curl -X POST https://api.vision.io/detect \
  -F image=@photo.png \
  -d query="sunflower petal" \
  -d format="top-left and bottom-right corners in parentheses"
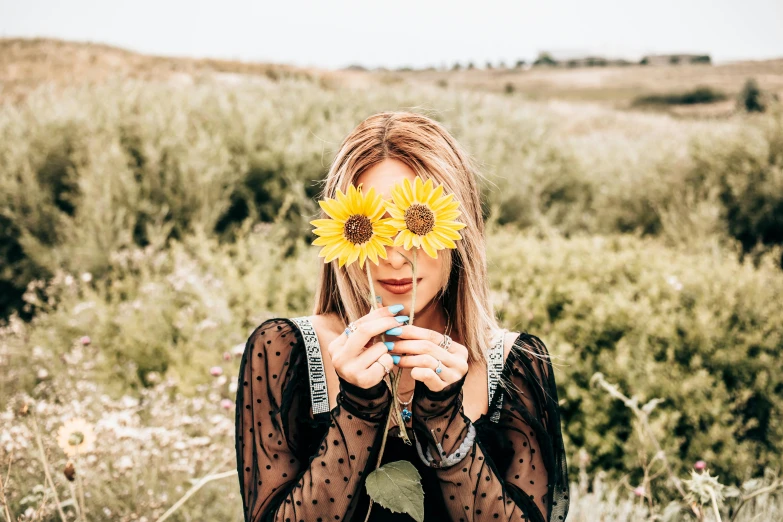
top-left (403, 231), bottom-right (414, 250)
top-left (438, 210), bottom-right (462, 221)
top-left (346, 245), bottom-right (361, 266)
top-left (310, 218), bottom-right (343, 230)
top-left (431, 229), bottom-right (457, 248)
top-left (426, 232), bottom-right (447, 250)
top-left (413, 177), bottom-right (424, 202)
top-left (422, 178), bottom-right (434, 196)
top-left (421, 237), bottom-right (439, 259)
top-left (426, 184), bottom-right (445, 206)
top-left (441, 221), bottom-right (467, 231)
top-left (313, 235), bottom-right (338, 246)
top-left (402, 178), bottom-right (414, 204)
top-left (318, 199), bottom-right (349, 221)
top-left (436, 226), bottom-right (464, 241)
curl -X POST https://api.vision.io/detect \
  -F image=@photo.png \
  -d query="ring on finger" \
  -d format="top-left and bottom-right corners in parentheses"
top-left (435, 358), bottom-right (443, 375)
top-left (374, 358), bottom-right (390, 374)
top-left (438, 333), bottom-right (452, 352)
top-left (345, 322), bottom-right (359, 337)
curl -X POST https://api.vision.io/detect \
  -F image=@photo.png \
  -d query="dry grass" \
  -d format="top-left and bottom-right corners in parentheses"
top-left (0, 37), bottom-right (321, 104)
top-left (2, 37), bottom-right (782, 115)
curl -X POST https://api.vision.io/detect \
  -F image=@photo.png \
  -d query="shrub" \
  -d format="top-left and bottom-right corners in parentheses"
top-left (738, 77), bottom-right (766, 113)
top-left (632, 86), bottom-right (728, 107)
top-left (488, 229), bottom-right (783, 487)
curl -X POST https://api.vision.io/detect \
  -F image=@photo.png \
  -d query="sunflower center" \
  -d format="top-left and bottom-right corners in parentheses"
top-left (404, 204), bottom-right (435, 236)
top-left (343, 214), bottom-right (374, 245)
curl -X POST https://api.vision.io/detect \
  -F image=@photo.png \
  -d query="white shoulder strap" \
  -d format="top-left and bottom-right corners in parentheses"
top-left (290, 316), bottom-right (330, 417)
top-left (487, 331), bottom-right (506, 423)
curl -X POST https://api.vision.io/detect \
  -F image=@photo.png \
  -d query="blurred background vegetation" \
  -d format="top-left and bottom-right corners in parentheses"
top-left (1, 37), bottom-right (782, 520)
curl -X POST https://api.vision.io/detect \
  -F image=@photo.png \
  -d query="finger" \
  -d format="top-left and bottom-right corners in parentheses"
top-left (384, 326), bottom-right (468, 357)
top-left (341, 316), bottom-right (409, 358)
top-left (388, 340), bottom-right (467, 371)
top-left (336, 303), bottom-right (406, 339)
top-left (368, 353), bottom-right (394, 382)
top-left (397, 354), bottom-right (462, 383)
top-left (410, 367), bottom-right (446, 392)
top-left (356, 342), bottom-right (393, 369)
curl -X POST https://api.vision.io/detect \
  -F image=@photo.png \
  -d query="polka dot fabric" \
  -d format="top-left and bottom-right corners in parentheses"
top-left (235, 318), bottom-right (570, 522)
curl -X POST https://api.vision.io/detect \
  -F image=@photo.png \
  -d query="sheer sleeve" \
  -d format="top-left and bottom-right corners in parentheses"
top-left (235, 318), bottom-right (392, 522)
top-left (411, 333), bottom-right (570, 522)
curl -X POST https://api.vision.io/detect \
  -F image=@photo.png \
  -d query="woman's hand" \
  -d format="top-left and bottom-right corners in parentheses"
top-left (387, 324), bottom-right (469, 392)
top-left (327, 305), bottom-right (406, 389)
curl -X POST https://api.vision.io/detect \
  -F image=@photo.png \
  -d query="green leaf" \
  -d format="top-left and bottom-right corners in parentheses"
top-left (365, 460), bottom-right (424, 522)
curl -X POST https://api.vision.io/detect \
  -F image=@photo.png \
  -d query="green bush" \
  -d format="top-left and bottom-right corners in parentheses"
top-left (632, 86), bottom-right (728, 107)
top-left (2, 78), bottom-right (782, 324)
top-left (686, 106), bottom-right (783, 266)
top-left (487, 229), bottom-right (783, 487)
top-left (739, 78), bottom-right (766, 113)
top-left (6, 227), bottom-right (781, 490)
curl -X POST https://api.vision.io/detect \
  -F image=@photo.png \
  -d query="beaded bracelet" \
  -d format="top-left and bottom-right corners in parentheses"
top-left (414, 423), bottom-right (477, 469)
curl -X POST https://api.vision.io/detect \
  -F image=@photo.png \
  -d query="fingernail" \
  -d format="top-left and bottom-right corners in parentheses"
top-left (384, 341), bottom-right (394, 351)
top-left (385, 327), bottom-right (402, 335)
top-left (376, 295), bottom-right (382, 303)
top-left (389, 304), bottom-right (404, 314)
top-left (392, 355), bottom-right (401, 365)
top-left (394, 315), bottom-right (409, 323)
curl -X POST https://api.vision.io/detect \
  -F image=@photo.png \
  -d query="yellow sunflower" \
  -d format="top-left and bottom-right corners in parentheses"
top-left (384, 176), bottom-right (467, 259)
top-left (56, 417), bottom-right (96, 457)
top-left (310, 183), bottom-right (398, 269)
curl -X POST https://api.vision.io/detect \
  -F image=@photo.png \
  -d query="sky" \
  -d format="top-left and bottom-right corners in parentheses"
top-left (2, 0), bottom-right (782, 69)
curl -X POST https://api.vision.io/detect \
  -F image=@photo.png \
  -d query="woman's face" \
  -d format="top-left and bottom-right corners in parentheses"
top-left (355, 158), bottom-right (447, 316)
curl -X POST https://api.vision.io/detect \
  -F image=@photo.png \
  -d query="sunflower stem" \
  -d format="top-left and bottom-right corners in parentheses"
top-left (365, 263), bottom-right (386, 343)
top-left (409, 248), bottom-right (418, 326)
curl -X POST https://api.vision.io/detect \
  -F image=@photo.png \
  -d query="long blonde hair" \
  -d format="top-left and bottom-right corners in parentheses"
top-left (312, 111), bottom-right (506, 368)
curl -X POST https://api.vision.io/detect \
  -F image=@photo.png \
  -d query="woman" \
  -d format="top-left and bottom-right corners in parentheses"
top-left (235, 112), bottom-right (570, 521)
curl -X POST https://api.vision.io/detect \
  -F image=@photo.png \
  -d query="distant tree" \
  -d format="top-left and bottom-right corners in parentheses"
top-left (515, 59), bottom-right (526, 68)
top-left (533, 52), bottom-right (557, 66)
top-left (640, 57), bottom-right (649, 65)
top-left (498, 60), bottom-right (506, 69)
top-left (692, 55), bottom-right (712, 64)
top-left (739, 78), bottom-right (766, 112)
top-left (452, 62), bottom-right (461, 71)
top-left (567, 60), bottom-right (578, 68)
top-left (467, 61), bottom-right (475, 70)
top-left (670, 56), bottom-right (681, 65)
top-left (485, 61), bottom-right (494, 70)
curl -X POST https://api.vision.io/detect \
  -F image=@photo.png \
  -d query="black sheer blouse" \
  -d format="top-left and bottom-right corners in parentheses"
top-left (235, 318), bottom-right (570, 522)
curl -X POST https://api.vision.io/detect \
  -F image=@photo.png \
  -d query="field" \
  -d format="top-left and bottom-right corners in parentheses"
top-left (1, 38), bottom-right (782, 521)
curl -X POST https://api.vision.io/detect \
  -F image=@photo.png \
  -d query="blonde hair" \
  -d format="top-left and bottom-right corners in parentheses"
top-left (311, 111), bottom-right (508, 368)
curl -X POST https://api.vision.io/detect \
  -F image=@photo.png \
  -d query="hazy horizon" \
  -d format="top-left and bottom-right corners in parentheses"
top-left (2, 0), bottom-right (782, 69)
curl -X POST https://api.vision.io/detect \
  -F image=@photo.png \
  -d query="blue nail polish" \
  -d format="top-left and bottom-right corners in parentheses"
top-left (384, 341), bottom-right (394, 351)
top-left (385, 327), bottom-right (402, 336)
top-left (392, 355), bottom-right (401, 365)
top-left (376, 295), bottom-right (383, 304)
top-left (389, 304), bottom-right (404, 314)
top-left (394, 315), bottom-right (409, 323)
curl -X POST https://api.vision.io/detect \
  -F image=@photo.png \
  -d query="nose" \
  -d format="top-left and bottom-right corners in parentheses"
top-left (382, 243), bottom-right (409, 270)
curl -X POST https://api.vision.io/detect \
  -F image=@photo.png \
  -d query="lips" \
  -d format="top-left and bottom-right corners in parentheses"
top-left (378, 278), bottom-right (422, 295)
top-left (379, 278), bottom-right (416, 285)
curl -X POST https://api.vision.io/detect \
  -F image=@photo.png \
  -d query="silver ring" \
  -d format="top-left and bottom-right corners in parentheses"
top-left (344, 322), bottom-right (359, 337)
top-left (374, 359), bottom-right (390, 374)
top-left (435, 359), bottom-right (443, 375)
top-left (438, 333), bottom-right (452, 352)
